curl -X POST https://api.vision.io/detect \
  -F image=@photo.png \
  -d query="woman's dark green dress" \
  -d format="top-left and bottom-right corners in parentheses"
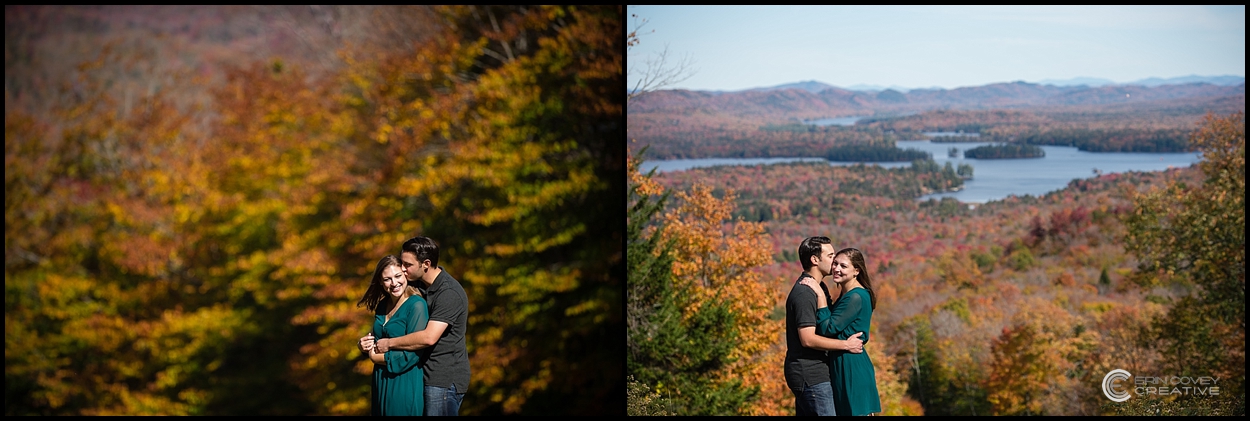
top-left (371, 295), bottom-right (429, 416)
top-left (815, 287), bottom-right (882, 416)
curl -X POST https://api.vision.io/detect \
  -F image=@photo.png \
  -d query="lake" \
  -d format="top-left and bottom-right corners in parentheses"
top-left (803, 116), bottom-right (865, 126)
top-left (638, 140), bottom-right (1202, 204)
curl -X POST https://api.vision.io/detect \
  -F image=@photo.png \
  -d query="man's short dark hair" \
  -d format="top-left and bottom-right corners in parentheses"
top-left (401, 236), bottom-right (440, 268)
top-left (798, 236), bottom-right (831, 271)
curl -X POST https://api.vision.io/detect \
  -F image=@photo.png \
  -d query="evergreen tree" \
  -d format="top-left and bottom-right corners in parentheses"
top-left (626, 149), bottom-right (756, 415)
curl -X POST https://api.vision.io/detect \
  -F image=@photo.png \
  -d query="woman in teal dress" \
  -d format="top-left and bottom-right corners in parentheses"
top-left (801, 247), bottom-right (881, 416)
top-left (357, 255), bottom-right (429, 416)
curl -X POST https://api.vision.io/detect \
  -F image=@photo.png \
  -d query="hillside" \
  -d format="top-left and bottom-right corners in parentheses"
top-left (5, 5), bottom-right (441, 115)
top-left (644, 149), bottom-right (1241, 414)
top-left (628, 82), bottom-right (1244, 159)
top-left (630, 81), bottom-right (1244, 121)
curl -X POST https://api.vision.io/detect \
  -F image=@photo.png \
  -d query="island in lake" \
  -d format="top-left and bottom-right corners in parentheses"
top-left (963, 143), bottom-right (1045, 159)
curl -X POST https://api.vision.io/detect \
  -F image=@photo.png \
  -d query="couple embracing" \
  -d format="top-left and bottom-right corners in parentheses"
top-left (356, 236), bottom-right (470, 416)
top-left (784, 236), bottom-right (882, 416)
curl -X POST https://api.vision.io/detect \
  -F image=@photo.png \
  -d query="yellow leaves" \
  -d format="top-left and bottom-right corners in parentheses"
top-left (658, 180), bottom-right (782, 402)
top-left (154, 365), bottom-right (186, 390)
top-left (275, 232), bottom-right (337, 281)
top-left (867, 331), bottom-right (926, 416)
top-left (292, 301), bottom-right (359, 329)
top-left (374, 122), bottom-right (394, 144)
top-left (468, 341), bottom-right (519, 402)
top-left (36, 273), bottom-right (109, 321)
top-left (99, 228), bottom-right (174, 278)
top-left (564, 297), bottom-right (611, 323)
top-left (985, 297), bottom-right (1099, 415)
top-left (87, 386), bottom-right (195, 415)
top-left (513, 363), bottom-right (553, 413)
top-left (374, 195), bottom-right (404, 216)
top-left (63, 313), bottom-right (133, 355)
top-left (328, 398), bottom-right (370, 417)
top-left (627, 154), bottom-right (666, 197)
top-left (492, 267), bottom-right (580, 302)
top-left (936, 249), bottom-right (985, 290)
top-left (286, 320), bottom-right (376, 414)
top-left (663, 183), bottom-right (771, 296)
top-left (136, 305), bottom-right (251, 363)
top-left (1081, 301), bottom-right (1115, 315)
top-left (485, 223), bottom-right (586, 257)
top-left (739, 342), bottom-right (791, 415)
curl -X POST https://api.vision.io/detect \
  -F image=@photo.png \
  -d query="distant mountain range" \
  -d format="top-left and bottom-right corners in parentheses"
top-left (719, 75), bottom-right (1244, 94)
top-left (1037, 75), bottom-right (1246, 88)
top-left (629, 80), bottom-right (1245, 120)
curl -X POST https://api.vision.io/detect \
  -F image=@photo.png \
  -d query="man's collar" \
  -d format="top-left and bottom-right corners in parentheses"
top-left (423, 266), bottom-right (444, 290)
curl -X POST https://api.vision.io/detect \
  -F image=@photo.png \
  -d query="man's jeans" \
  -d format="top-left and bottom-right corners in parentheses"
top-left (793, 381), bottom-right (836, 416)
top-left (425, 384), bottom-right (465, 416)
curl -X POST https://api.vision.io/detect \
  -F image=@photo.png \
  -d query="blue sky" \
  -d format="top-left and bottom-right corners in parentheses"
top-left (627, 5), bottom-right (1246, 91)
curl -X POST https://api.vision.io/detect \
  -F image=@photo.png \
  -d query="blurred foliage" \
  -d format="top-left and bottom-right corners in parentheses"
top-left (5, 5), bottom-right (622, 416)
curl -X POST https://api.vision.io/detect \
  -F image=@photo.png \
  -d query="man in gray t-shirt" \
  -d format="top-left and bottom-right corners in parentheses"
top-left (784, 236), bottom-right (864, 416)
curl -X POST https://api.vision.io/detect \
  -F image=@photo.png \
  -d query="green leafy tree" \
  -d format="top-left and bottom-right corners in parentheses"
top-left (1123, 111), bottom-right (1245, 409)
top-left (900, 314), bottom-right (989, 416)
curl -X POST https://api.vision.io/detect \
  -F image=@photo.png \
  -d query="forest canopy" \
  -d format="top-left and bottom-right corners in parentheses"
top-left (626, 111), bottom-right (1244, 415)
top-left (6, 5), bottom-right (624, 416)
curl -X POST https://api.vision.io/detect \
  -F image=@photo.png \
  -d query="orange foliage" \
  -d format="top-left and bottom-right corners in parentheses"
top-left (659, 183), bottom-right (785, 414)
top-left (869, 330), bottom-right (925, 416)
top-left (935, 249), bottom-right (986, 290)
top-left (985, 299), bottom-right (1099, 415)
top-left (1053, 272), bottom-right (1077, 287)
top-left (7, 5), bottom-right (623, 416)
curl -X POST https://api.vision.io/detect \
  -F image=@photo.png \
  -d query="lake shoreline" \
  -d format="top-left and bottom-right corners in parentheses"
top-left (641, 140), bottom-right (1201, 204)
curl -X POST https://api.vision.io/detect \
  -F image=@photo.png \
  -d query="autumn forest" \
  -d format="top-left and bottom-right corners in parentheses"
top-left (7, 5), bottom-right (623, 416)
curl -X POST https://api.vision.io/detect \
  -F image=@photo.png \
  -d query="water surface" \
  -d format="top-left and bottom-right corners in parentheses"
top-left (639, 140), bottom-right (1201, 203)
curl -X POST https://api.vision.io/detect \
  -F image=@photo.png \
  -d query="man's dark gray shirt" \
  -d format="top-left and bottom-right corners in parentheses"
top-left (419, 267), bottom-right (470, 393)
top-left (784, 272), bottom-right (833, 391)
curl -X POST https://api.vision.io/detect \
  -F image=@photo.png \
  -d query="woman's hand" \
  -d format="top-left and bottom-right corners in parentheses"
top-left (359, 333), bottom-right (376, 355)
top-left (799, 277), bottom-right (826, 308)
